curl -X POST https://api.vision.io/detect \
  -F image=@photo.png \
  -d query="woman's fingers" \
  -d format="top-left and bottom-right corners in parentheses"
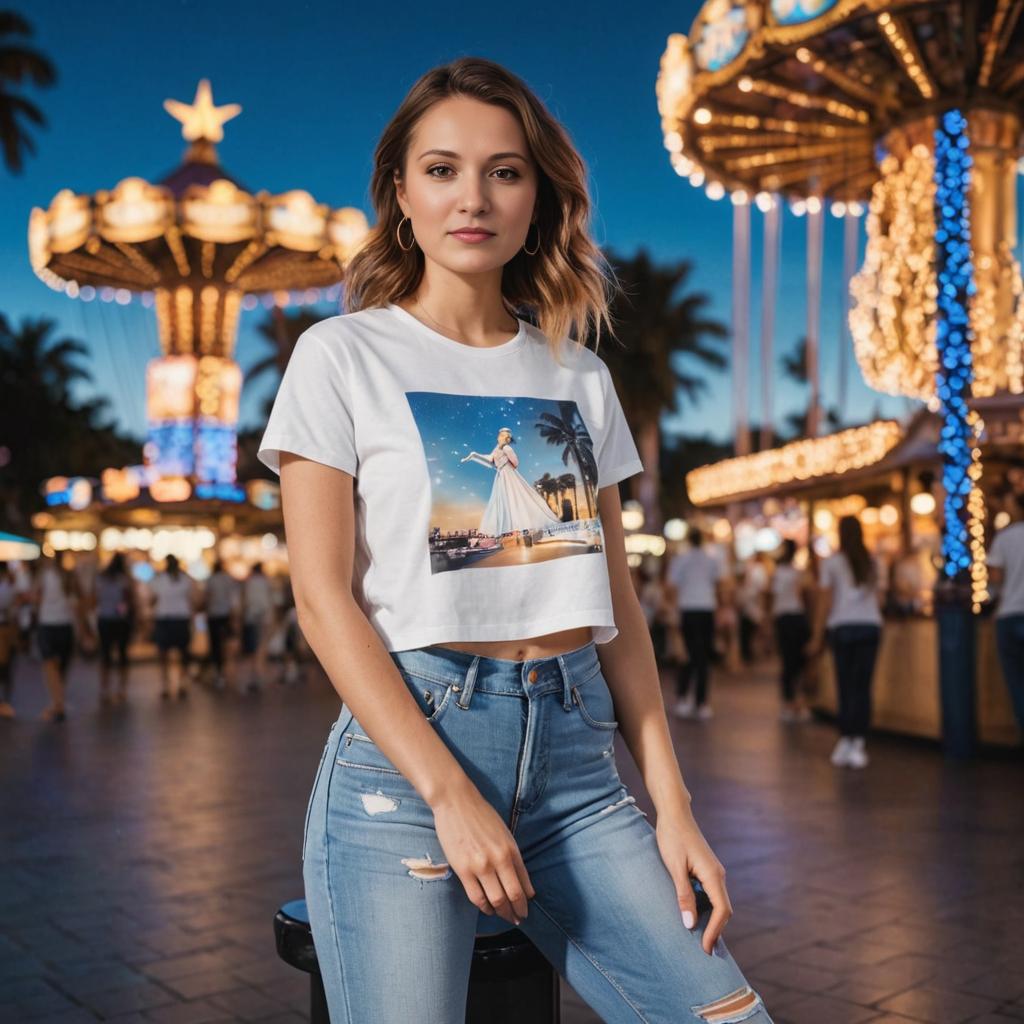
top-left (676, 877), bottom-right (698, 931)
top-left (700, 872), bottom-right (733, 955)
top-left (461, 874), bottom-right (496, 916)
top-left (478, 868), bottom-right (519, 924)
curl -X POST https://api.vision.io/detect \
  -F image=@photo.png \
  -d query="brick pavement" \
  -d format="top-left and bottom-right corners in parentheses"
top-left (1, 651), bottom-right (1022, 1023)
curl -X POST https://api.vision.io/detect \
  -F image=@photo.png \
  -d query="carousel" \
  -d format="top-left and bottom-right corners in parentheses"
top-left (656, 0), bottom-right (1024, 751)
top-left (27, 79), bottom-right (369, 574)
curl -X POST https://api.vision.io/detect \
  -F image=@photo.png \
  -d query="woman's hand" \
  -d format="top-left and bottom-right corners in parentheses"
top-left (655, 809), bottom-right (732, 955)
top-left (431, 781), bottom-right (536, 926)
top-left (804, 636), bottom-right (823, 657)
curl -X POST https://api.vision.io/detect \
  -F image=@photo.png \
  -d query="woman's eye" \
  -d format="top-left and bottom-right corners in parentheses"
top-left (425, 165), bottom-right (520, 180)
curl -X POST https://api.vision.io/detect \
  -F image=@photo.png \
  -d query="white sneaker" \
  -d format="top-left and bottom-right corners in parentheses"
top-left (830, 737), bottom-right (853, 766)
top-left (696, 704), bottom-right (714, 721)
top-left (846, 737), bottom-right (869, 769)
top-left (673, 696), bottom-right (696, 719)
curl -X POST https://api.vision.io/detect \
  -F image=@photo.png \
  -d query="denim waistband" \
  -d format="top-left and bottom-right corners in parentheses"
top-left (388, 639), bottom-right (603, 708)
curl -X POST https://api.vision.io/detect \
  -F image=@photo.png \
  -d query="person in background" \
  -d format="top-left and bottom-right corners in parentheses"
top-left (768, 540), bottom-right (814, 723)
top-left (737, 553), bottom-right (770, 664)
top-left (30, 554), bottom-right (88, 722)
top-left (985, 489), bottom-right (1024, 739)
top-left (636, 560), bottom-right (665, 663)
top-left (239, 563), bottom-right (274, 693)
top-left (149, 554), bottom-right (199, 701)
top-left (667, 526), bottom-right (725, 720)
top-left (203, 559), bottom-right (240, 692)
top-left (806, 515), bottom-right (884, 769)
top-left (276, 577), bottom-right (305, 686)
top-left (0, 562), bottom-right (22, 718)
top-left (93, 553), bottom-right (135, 706)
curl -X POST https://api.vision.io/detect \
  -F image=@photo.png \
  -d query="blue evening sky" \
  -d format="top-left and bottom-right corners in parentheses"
top-left (5, 0), bottom-right (942, 447)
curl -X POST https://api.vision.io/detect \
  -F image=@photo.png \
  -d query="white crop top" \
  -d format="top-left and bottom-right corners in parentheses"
top-left (257, 303), bottom-right (644, 652)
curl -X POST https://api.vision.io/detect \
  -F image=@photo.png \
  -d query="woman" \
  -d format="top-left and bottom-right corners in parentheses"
top-left (239, 563), bottom-right (274, 694)
top-left (462, 426), bottom-right (561, 535)
top-left (806, 516), bottom-right (884, 769)
top-left (0, 561), bottom-right (21, 718)
top-left (257, 58), bottom-right (772, 1023)
top-left (93, 553), bottom-right (135, 706)
top-left (30, 554), bottom-right (86, 722)
top-left (149, 554), bottom-right (198, 700)
top-left (768, 540), bottom-right (813, 723)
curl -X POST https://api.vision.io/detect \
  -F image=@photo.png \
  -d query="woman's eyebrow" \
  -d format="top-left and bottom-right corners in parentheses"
top-left (417, 149), bottom-right (527, 161)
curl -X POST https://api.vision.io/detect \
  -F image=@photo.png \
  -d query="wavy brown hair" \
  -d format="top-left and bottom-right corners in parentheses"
top-left (342, 56), bottom-right (619, 363)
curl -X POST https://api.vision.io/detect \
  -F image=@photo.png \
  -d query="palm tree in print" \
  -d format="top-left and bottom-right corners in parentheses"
top-left (535, 402), bottom-right (598, 518)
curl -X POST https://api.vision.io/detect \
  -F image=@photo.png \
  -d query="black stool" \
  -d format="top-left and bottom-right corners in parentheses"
top-left (273, 899), bottom-right (560, 1023)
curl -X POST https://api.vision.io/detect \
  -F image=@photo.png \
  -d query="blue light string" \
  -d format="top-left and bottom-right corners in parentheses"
top-left (933, 109), bottom-right (976, 579)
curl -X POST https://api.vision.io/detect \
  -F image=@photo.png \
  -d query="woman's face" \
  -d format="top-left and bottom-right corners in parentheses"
top-left (498, 430), bottom-right (511, 445)
top-left (394, 96), bottom-right (538, 276)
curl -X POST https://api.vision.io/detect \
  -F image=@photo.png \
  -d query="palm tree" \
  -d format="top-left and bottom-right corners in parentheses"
top-left (0, 12), bottom-right (56, 174)
top-left (0, 315), bottom-right (136, 529)
top-left (535, 402), bottom-right (599, 519)
top-left (596, 247), bottom-right (729, 531)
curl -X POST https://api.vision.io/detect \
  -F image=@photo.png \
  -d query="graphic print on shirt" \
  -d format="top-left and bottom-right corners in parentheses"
top-left (405, 392), bottom-right (604, 574)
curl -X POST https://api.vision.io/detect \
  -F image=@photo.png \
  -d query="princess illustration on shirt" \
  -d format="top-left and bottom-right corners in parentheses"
top-left (460, 427), bottom-right (561, 537)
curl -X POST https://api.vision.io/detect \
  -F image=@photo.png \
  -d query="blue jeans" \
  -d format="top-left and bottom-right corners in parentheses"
top-left (994, 615), bottom-right (1024, 734)
top-left (302, 639), bottom-right (772, 1023)
top-left (828, 623), bottom-right (881, 737)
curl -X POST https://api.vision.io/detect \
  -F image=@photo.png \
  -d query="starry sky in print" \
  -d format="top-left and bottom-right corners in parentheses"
top-left (405, 392), bottom-right (592, 516)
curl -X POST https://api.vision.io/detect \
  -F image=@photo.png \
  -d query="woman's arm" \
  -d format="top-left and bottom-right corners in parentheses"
top-left (593, 484), bottom-right (730, 955)
top-left (280, 453), bottom-right (535, 925)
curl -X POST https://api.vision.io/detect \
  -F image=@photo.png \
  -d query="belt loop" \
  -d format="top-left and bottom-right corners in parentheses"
top-left (457, 655), bottom-right (481, 709)
top-left (556, 653), bottom-right (572, 711)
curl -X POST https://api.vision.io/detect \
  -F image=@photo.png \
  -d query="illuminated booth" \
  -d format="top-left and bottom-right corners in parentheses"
top-left (685, 411), bottom-right (1023, 749)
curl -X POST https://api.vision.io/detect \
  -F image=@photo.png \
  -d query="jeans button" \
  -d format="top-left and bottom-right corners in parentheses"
top-left (528, 670), bottom-right (538, 683)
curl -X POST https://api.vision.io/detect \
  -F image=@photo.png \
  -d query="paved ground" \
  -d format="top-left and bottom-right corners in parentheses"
top-left (1, 649), bottom-right (1022, 1024)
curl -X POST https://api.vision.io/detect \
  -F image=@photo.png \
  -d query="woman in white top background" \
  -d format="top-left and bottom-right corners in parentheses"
top-left (258, 57), bottom-right (773, 1024)
top-left (149, 554), bottom-right (199, 701)
top-left (767, 540), bottom-right (814, 723)
top-left (30, 554), bottom-right (88, 723)
top-left (807, 515), bottom-right (885, 769)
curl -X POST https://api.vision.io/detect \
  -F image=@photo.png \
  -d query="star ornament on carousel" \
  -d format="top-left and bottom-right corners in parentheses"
top-left (163, 79), bottom-right (241, 143)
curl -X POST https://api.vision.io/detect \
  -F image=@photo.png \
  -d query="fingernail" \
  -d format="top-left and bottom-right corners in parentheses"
top-left (514, 918), bottom-right (521, 926)
top-left (682, 910), bottom-right (695, 929)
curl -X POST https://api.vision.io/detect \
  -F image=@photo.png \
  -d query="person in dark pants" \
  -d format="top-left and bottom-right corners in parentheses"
top-left (986, 489), bottom-right (1024, 739)
top-left (203, 560), bottom-right (240, 691)
top-left (807, 515), bottom-right (883, 769)
top-left (92, 553), bottom-right (135, 706)
top-left (667, 526), bottom-right (725, 720)
top-left (768, 540), bottom-right (814, 723)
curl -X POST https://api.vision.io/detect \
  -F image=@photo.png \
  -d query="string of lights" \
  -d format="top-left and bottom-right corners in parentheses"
top-left (933, 109), bottom-right (987, 610)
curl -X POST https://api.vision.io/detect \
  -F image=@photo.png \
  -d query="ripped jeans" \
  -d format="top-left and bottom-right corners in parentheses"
top-left (301, 639), bottom-right (773, 1023)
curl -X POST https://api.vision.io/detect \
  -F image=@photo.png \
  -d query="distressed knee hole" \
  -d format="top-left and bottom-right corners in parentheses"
top-left (400, 853), bottom-right (452, 881)
top-left (360, 791), bottom-right (400, 815)
top-left (691, 985), bottom-right (763, 1023)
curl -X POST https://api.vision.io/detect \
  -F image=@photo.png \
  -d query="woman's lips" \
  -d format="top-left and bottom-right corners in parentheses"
top-left (450, 230), bottom-right (495, 243)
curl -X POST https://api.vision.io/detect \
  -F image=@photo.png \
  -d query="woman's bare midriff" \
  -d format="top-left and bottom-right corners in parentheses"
top-left (428, 626), bottom-right (594, 662)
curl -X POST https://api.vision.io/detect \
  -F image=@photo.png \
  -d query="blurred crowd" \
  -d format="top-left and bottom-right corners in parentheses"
top-left (0, 554), bottom-right (307, 723)
top-left (631, 513), bottom-right (893, 770)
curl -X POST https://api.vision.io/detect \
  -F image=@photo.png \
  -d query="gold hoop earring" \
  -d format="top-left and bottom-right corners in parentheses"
top-left (396, 216), bottom-right (416, 253)
top-left (522, 222), bottom-right (540, 256)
